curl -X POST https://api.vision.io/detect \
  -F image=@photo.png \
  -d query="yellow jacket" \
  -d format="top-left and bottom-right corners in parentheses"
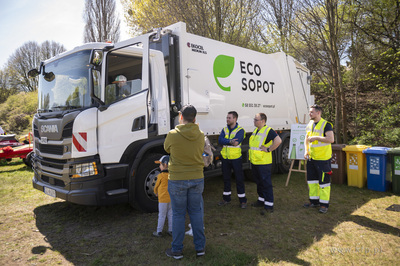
top-left (249, 126), bottom-right (273, 165)
top-left (154, 171), bottom-right (170, 203)
top-left (306, 118), bottom-right (332, 160)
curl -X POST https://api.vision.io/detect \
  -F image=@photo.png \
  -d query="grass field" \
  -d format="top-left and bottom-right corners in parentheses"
top-left (0, 159), bottom-right (399, 265)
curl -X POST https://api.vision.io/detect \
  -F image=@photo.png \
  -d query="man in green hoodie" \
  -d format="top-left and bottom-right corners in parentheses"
top-left (164, 104), bottom-right (206, 260)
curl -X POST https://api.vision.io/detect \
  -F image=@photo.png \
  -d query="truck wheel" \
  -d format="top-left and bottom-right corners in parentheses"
top-left (133, 153), bottom-right (162, 212)
top-left (23, 151), bottom-right (33, 168)
top-left (277, 132), bottom-right (291, 173)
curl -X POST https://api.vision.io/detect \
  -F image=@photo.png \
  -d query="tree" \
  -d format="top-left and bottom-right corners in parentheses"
top-left (122, 0), bottom-right (259, 49)
top-left (3, 41), bottom-right (66, 93)
top-left (258, 0), bottom-right (297, 53)
top-left (6, 41), bottom-right (40, 93)
top-left (343, 0), bottom-right (400, 146)
top-left (40, 41), bottom-right (67, 63)
top-left (288, 0), bottom-right (349, 143)
top-left (83, 0), bottom-right (121, 43)
top-left (0, 91), bottom-right (38, 134)
top-left (0, 70), bottom-right (17, 104)
top-left (350, 0), bottom-right (400, 51)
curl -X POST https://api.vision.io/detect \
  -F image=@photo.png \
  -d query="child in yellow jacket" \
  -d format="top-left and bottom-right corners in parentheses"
top-left (153, 155), bottom-right (172, 237)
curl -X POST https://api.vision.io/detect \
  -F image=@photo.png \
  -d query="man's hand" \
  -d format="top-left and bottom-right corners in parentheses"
top-left (260, 146), bottom-right (270, 152)
top-left (230, 139), bottom-right (239, 146)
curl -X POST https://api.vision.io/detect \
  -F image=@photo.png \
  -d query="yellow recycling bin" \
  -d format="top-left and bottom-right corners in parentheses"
top-left (342, 145), bottom-right (371, 188)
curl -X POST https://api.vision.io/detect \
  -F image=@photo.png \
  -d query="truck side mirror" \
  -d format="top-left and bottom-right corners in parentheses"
top-left (90, 50), bottom-right (103, 68)
top-left (28, 69), bottom-right (40, 78)
top-left (89, 68), bottom-right (106, 110)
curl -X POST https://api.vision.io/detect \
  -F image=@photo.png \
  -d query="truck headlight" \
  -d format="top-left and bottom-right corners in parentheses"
top-left (71, 162), bottom-right (98, 178)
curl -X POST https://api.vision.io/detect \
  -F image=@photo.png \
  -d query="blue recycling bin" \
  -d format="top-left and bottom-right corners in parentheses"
top-left (362, 147), bottom-right (391, 192)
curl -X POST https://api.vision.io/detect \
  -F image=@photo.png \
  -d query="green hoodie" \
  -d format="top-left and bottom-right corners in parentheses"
top-left (164, 123), bottom-right (205, 180)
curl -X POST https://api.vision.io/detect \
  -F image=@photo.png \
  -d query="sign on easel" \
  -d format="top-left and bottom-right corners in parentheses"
top-left (288, 124), bottom-right (307, 160)
top-left (286, 124), bottom-right (308, 186)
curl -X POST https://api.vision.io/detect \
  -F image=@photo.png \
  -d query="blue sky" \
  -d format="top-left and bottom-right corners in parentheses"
top-left (0, 0), bottom-right (130, 67)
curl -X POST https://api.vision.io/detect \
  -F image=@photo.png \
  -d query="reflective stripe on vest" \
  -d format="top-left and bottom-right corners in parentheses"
top-left (306, 118), bottom-right (332, 160)
top-left (221, 126), bottom-right (245, 159)
top-left (249, 126), bottom-right (272, 165)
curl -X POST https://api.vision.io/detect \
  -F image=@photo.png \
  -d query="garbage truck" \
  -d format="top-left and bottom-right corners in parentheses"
top-left (29, 22), bottom-right (313, 212)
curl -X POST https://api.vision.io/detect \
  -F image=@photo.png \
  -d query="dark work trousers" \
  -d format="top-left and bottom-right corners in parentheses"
top-left (251, 164), bottom-right (274, 209)
top-left (222, 158), bottom-right (247, 203)
top-left (306, 159), bottom-right (332, 208)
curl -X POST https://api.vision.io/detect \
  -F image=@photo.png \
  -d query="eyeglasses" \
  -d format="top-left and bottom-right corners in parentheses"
top-left (253, 119), bottom-right (260, 121)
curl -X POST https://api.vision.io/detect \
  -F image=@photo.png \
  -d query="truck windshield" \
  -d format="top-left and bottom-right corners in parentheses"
top-left (38, 50), bottom-right (92, 112)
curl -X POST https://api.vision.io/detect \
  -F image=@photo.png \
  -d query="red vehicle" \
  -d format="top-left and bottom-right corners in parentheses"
top-left (0, 134), bottom-right (23, 148)
top-left (0, 133), bottom-right (33, 167)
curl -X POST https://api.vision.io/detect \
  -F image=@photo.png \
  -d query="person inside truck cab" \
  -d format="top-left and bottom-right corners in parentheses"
top-left (112, 75), bottom-right (131, 98)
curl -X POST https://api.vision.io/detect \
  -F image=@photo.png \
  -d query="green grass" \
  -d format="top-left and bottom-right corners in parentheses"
top-left (0, 159), bottom-right (399, 265)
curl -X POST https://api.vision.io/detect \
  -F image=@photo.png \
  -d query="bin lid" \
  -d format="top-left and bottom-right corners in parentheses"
top-left (332, 144), bottom-right (346, 151)
top-left (342, 145), bottom-right (370, 152)
top-left (387, 147), bottom-right (400, 154)
top-left (362, 146), bottom-right (391, 155)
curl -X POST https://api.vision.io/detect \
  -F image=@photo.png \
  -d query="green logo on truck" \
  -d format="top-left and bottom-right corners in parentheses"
top-left (213, 55), bottom-right (235, 91)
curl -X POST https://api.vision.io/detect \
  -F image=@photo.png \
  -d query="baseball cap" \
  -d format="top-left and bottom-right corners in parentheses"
top-left (112, 75), bottom-right (127, 83)
top-left (180, 104), bottom-right (197, 121)
top-left (154, 155), bottom-right (169, 165)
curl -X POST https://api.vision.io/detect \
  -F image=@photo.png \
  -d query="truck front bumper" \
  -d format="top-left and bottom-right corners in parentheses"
top-left (32, 162), bottom-right (130, 206)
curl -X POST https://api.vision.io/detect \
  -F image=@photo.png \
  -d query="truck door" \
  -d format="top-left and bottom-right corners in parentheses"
top-left (97, 38), bottom-right (151, 163)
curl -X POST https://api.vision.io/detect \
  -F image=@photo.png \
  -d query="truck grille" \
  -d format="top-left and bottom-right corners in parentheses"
top-left (42, 175), bottom-right (66, 187)
top-left (41, 158), bottom-right (65, 170)
top-left (38, 144), bottom-right (64, 155)
top-left (33, 124), bottom-right (39, 138)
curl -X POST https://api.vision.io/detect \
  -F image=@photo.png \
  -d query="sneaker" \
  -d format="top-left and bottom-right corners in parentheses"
top-left (165, 248), bottom-right (183, 260)
top-left (240, 202), bottom-right (247, 209)
top-left (167, 231), bottom-right (173, 236)
top-left (218, 200), bottom-right (231, 206)
top-left (251, 201), bottom-right (264, 207)
top-left (196, 249), bottom-right (205, 257)
top-left (319, 206), bottom-right (328, 214)
top-left (303, 202), bottom-right (320, 208)
top-left (152, 231), bottom-right (162, 237)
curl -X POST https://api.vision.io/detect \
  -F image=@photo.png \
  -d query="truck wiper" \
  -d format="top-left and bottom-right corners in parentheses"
top-left (52, 105), bottom-right (80, 110)
top-left (37, 108), bottom-right (53, 113)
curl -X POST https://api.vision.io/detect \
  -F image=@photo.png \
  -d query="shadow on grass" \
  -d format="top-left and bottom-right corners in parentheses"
top-left (349, 215), bottom-right (400, 236)
top-left (33, 172), bottom-right (397, 265)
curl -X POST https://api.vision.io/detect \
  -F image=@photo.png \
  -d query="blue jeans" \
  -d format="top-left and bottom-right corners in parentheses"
top-left (168, 178), bottom-right (206, 252)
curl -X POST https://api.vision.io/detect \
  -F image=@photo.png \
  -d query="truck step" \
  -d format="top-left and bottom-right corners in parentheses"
top-left (106, 189), bottom-right (128, 196)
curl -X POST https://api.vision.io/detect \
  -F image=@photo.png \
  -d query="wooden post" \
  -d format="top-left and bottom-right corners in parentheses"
top-left (285, 159), bottom-right (307, 186)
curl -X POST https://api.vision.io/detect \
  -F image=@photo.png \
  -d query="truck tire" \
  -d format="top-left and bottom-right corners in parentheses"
top-left (277, 132), bottom-right (291, 173)
top-left (134, 153), bottom-right (162, 212)
top-left (23, 151), bottom-right (33, 168)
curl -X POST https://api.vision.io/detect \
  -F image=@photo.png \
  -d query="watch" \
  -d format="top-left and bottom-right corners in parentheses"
top-left (267, 148), bottom-right (270, 152)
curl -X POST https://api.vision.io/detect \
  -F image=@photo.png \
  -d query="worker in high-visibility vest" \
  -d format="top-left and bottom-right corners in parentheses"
top-left (218, 111), bottom-right (247, 208)
top-left (303, 104), bottom-right (334, 214)
top-left (249, 113), bottom-right (282, 214)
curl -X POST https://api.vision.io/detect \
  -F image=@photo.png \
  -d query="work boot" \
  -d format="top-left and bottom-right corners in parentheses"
top-left (303, 202), bottom-right (320, 208)
top-left (319, 206), bottom-right (328, 214)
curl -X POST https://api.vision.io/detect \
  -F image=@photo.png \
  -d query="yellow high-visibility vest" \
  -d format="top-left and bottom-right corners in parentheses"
top-left (221, 126), bottom-right (245, 160)
top-left (249, 125), bottom-right (272, 165)
top-left (306, 118), bottom-right (332, 160)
